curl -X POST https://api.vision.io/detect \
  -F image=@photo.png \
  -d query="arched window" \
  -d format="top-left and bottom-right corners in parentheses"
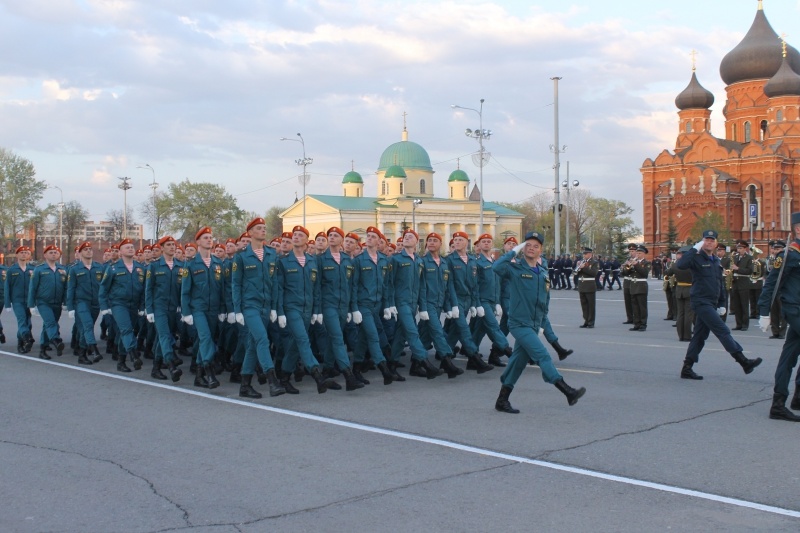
top-left (685, 121), bottom-right (692, 133)
top-left (399, 182), bottom-right (404, 195)
top-left (744, 121), bottom-right (752, 142)
top-left (760, 119), bottom-right (768, 141)
top-left (463, 186), bottom-right (467, 197)
top-left (420, 179), bottom-right (426, 194)
top-left (450, 186), bottom-right (453, 198)
top-left (381, 181), bottom-right (386, 195)
top-left (777, 109), bottom-right (784, 122)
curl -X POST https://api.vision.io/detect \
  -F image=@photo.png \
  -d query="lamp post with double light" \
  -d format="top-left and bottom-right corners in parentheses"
top-left (280, 133), bottom-right (313, 227)
top-left (451, 100), bottom-right (491, 235)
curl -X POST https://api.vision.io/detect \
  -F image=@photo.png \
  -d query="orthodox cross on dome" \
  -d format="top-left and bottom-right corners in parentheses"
top-left (691, 49), bottom-right (697, 72)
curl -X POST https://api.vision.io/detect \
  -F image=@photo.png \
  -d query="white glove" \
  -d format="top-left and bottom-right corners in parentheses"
top-left (226, 312), bottom-right (235, 324)
top-left (419, 310), bottom-right (430, 321)
top-left (315, 314), bottom-right (323, 325)
top-left (352, 310), bottom-right (363, 324)
top-left (68, 310), bottom-right (75, 320)
top-left (235, 313), bottom-right (245, 325)
top-left (217, 313), bottom-right (226, 322)
top-left (4, 308), bottom-right (11, 314)
top-left (495, 304), bottom-right (503, 319)
top-left (716, 307), bottom-right (726, 316)
top-left (310, 314), bottom-right (316, 324)
top-left (389, 306), bottom-right (398, 319)
top-left (513, 242), bottom-right (526, 255)
top-left (137, 310), bottom-right (144, 317)
top-left (476, 306), bottom-right (485, 318)
top-left (146, 313), bottom-right (155, 323)
top-left (759, 316), bottom-right (771, 333)
top-left (100, 309), bottom-right (111, 316)
top-left (278, 315), bottom-right (287, 328)
top-left (451, 306), bottom-right (460, 319)
top-left (538, 327), bottom-right (544, 336)
top-left (29, 307), bottom-right (39, 317)
top-left (693, 240), bottom-right (703, 251)
top-left (383, 308), bottom-right (392, 320)
top-left (468, 307), bottom-right (477, 319)
top-left (182, 314), bottom-right (194, 326)
top-left (270, 310), bottom-right (277, 322)
top-left (445, 309), bottom-right (452, 319)
top-left (347, 313), bottom-right (352, 323)
top-left (62, 305), bottom-right (67, 311)
top-left (177, 307), bottom-right (181, 313)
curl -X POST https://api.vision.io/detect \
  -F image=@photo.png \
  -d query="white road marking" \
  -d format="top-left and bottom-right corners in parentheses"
top-left (3, 350), bottom-right (797, 519)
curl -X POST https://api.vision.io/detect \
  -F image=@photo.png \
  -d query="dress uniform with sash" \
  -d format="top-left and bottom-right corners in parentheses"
top-left (730, 240), bottom-right (754, 330)
top-left (757, 213), bottom-right (800, 421)
top-left (665, 246), bottom-right (694, 342)
top-left (575, 247), bottom-right (599, 328)
top-left (766, 240), bottom-right (788, 339)
top-left (99, 239), bottom-right (146, 373)
top-left (28, 245), bottom-right (67, 358)
top-left (5, 246), bottom-right (35, 353)
top-left (144, 236), bottom-right (184, 382)
top-left (624, 245), bottom-right (651, 331)
top-left (492, 231), bottom-right (586, 414)
top-left (66, 241), bottom-right (104, 364)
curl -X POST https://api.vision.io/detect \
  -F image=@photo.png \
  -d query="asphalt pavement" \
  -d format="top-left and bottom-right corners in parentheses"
top-left (1, 280), bottom-right (798, 532)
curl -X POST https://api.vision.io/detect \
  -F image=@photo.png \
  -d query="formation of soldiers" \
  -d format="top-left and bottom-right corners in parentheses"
top-left (1, 220), bottom-right (585, 411)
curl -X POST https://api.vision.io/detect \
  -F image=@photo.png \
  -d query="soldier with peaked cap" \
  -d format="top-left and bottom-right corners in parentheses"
top-left (493, 231), bottom-right (586, 413)
top-left (624, 245), bottom-right (651, 331)
top-left (766, 240), bottom-right (788, 339)
top-left (66, 241), bottom-right (105, 365)
top-left (576, 247), bottom-right (599, 328)
top-left (4, 245), bottom-right (35, 353)
top-left (99, 238), bottom-right (146, 372)
top-left (28, 245), bottom-right (67, 359)
top-left (180, 227), bottom-right (227, 389)
top-left (730, 239), bottom-right (754, 330)
top-left (748, 245), bottom-right (766, 320)
top-left (676, 229), bottom-right (762, 381)
top-left (0, 256), bottom-right (6, 345)
top-left (231, 217), bottom-right (286, 398)
top-left (757, 213), bottom-right (800, 421)
top-left (665, 246), bottom-right (694, 342)
top-left (621, 243), bottom-right (637, 323)
top-left (144, 235), bottom-right (184, 382)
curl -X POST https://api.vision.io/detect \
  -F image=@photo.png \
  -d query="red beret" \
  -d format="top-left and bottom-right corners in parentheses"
top-left (292, 225), bottom-right (309, 237)
top-left (327, 227), bottom-right (345, 238)
top-left (184, 242), bottom-right (197, 250)
top-left (315, 231), bottom-right (327, 240)
top-left (157, 235), bottom-right (175, 246)
top-left (307, 240), bottom-right (315, 246)
top-left (387, 243), bottom-right (397, 250)
top-left (103, 248), bottom-right (112, 253)
top-left (366, 226), bottom-right (381, 237)
top-left (269, 237), bottom-right (280, 245)
top-left (143, 245), bottom-right (152, 251)
top-left (281, 232), bottom-right (292, 239)
top-left (118, 238), bottom-right (134, 248)
top-left (43, 244), bottom-right (60, 254)
top-left (225, 238), bottom-right (236, 245)
top-left (452, 231), bottom-right (469, 240)
top-left (214, 243), bottom-right (225, 251)
top-left (504, 236), bottom-right (518, 245)
top-left (15, 246), bottom-right (30, 254)
top-left (77, 241), bottom-right (92, 252)
top-left (246, 217), bottom-right (265, 232)
top-left (345, 232), bottom-right (361, 242)
top-left (195, 226), bottom-right (212, 241)
top-left (477, 233), bottom-right (493, 242)
top-left (426, 232), bottom-right (442, 242)
top-left (238, 232), bottom-right (250, 242)
top-left (402, 229), bottom-right (419, 240)
top-left (151, 243), bottom-right (161, 250)
top-left (110, 244), bottom-right (120, 250)
top-left (449, 239), bottom-right (454, 246)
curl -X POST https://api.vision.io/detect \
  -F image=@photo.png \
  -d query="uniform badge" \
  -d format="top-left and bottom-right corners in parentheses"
top-left (214, 265), bottom-right (221, 281)
top-left (146, 270), bottom-right (151, 279)
top-left (182, 268), bottom-right (188, 278)
top-left (96, 272), bottom-right (102, 281)
top-left (774, 256), bottom-right (783, 270)
top-left (232, 262), bottom-right (237, 272)
top-left (443, 271), bottom-right (449, 281)
top-left (346, 266), bottom-right (352, 279)
top-left (269, 264), bottom-right (275, 277)
top-left (311, 270), bottom-right (317, 282)
top-left (224, 267), bottom-right (230, 277)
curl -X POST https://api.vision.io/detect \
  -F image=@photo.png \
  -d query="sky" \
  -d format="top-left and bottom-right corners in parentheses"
top-left (1, 0), bottom-right (798, 235)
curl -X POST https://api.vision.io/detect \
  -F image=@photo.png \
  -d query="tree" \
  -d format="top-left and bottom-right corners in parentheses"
top-left (666, 217), bottom-right (679, 251)
top-left (0, 148), bottom-right (48, 249)
top-left (162, 179), bottom-right (244, 240)
top-left (138, 191), bottom-right (173, 240)
top-left (689, 210), bottom-right (732, 245)
top-left (585, 197), bottom-right (641, 258)
top-left (264, 205), bottom-right (286, 238)
top-left (26, 206), bottom-right (51, 261)
top-left (56, 200), bottom-right (90, 254)
top-left (107, 206), bottom-right (138, 240)
top-left (566, 188), bottom-right (593, 252)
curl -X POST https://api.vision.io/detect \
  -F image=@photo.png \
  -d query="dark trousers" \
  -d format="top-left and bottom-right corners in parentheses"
top-left (749, 287), bottom-right (762, 318)
top-left (685, 302), bottom-right (743, 364)
top-left (675, 295), bottom-right (693, 341)
top-left (770, 298), bottom-right (787, 337)
top-left (579, 291), bottom-right (595, 326)
top-left (623, 285), bottom-right (633, 321)
top-left (631, 292), bottom-right (648, 328)
top-left (664, 288), bottom-right (675, 319)
top-left (730, 287), bottom-right (750, 329)
top-left (773, 309), bottom-right (800, 396)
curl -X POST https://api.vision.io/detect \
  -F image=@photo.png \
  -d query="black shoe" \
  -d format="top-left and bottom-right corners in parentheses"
top-left (311, 367), bottom-right (337, 394)
top-left (587, 324), bottom-right (594, 329)
top-left (680, 359), bottom-right (703, 380)
top-left (554, 378), bottom-right (586, 406)
top-left (239, 374), bottom-right (263, 399)
top-left (255, 364), bottom-right (267, 385)
top-left (38, 347), bottom-right (52, 360)
top-left (377, 361), bottom-right (395, 385)
top-left (622, 320), bottom-right (633, 324)
top-left (732, 326), bottom-right (742, 331)
top-left (550, 341), bottom-right (573, 361)
top-left (143, 347), bottom-right (154, 360)
top-left (439, 356), bottom-right (461, 379)
top-left (280, 375), bottom-right (300, 394)
top-left (294, 367), bottom-right (305, 383)
top-left (77, 351), bottom-right (93, 365)
top-left (791, 389), bottom-right (800, 411)
top-left (265, 369), bottom-right (285, 396)
top-left (487, 347), bottom-right (507, 367)
top-left (637, 326), bottom-right (646, 332)
top-left (194, 365), bottom-right (209, 388)
top-left (52, 339), bottom-right (65, 356)
top-left (495, 385), bottom-right (520, 413)
top-left (353, 365), bottom-right (370, 385)
top-left (629, 326), bottom-right (640, 331)
top-left (732, 352), bottom-right (762, 375)
top-left (769, 334), bottom-right (785, 339)
top-left (117, 357), bottom-right (131, 373)
top-left (408, 359), bottom-right (428, 378)
top-left (204, 364), bottom-right (220, 389)
top-left (342, 368), bottom-right (365, 391)
top-left (769, 394), bottom-right (800, 422)
top-left (168, 361), bottom-right (183, 382)
top-left (229, 364), bottom-right (242, 383)
top-left (664, 317), bottom-right (673, 321)
top-left (467, 354), bottom-right (494, 374)
top-left (579, 323), bottom-right (589, 328)
top-left (419, 358), bottom-right (441, 379)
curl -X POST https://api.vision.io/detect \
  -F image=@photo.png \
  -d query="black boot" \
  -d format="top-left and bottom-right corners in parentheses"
top-left (49, 338), bottom-right (64, 356)
top-left (255, 363), bottom-right (267, 385)
top-left (409, 359), bottom-right (428, 378)
top-left (280, 373), bottom-right (300, 394)
top-left (376, 361), bottom-right (394, 385)
top-left (194, 365), bottom-right (209, 388)
top-left (419, 358), bottom-right (441, 379)
top-left (495, 385), bottom-right (520, 414)
top-left (680, 358), bottom-right (703, 380)
top-left (342, 368), bottom-right (365, 391)
top-left (88, 344), bottom-right (102, 363)
top-left (38, 345), bottom-right (52, 360)
top-left (550, 341), bottom-right (574, 361)
top-left (0, 330), bottom-right (5, 344)
top-left (311, 367), bottom-right (336, 394)
top-left (439, 356), bottom-right (461, 379)
top-left (266, 369), bottom-right (285, 397)
top-left (143, 346), bottom-right (154, 360)
top-left (130, 350), bottom-right (143, 371)
top-left (117, 352), bottom-right (131, 373)
top-left (229, 364), bottom-right (242, 383)
top-left (387, 361), bottom-right (406, 381)
top-left (769, 394), bottom-right (800, 422)
top-left (294, 365), bottom-right (305, 383)
top-left (151, 359), bottom-right (167, 380)
top-left (239, 374), bottom-right (262, 399)
top-left (554, 378), bottom-right (586, 406)
top-left (487, 346), bottom-right (507, 367)
top-left (791, 388), bottom-right (800, 411)
top-left (17, 339), bottom-right (24, 354)
top-left (77, 350), bottom-right (93, 365)
top-left (204, 363), bottom-right (220, 389)
top-left (168, 360), bottom-right (183, 382)
top-left (352, 364), bottom-right (370, 385)
top-left (467, 354), bottom-right (494, 374)
top-left (731, 352), bottom-right (762, 374)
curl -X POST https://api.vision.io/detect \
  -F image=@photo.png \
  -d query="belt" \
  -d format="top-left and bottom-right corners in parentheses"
top-left (578, 277), bottom-right (595, 281)
top-left (632, 279), bottom-right (648, 282)
top-left (733, 274), bottom-right (749, 278)
top-left (677, 282), bottom-right (692, 287)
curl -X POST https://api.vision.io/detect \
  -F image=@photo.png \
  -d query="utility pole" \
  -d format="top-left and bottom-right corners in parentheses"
top-left (551, 77), bottom-right (563, 255)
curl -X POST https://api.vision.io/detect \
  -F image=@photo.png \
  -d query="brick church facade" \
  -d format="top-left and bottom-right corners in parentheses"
top-left (641, 2), bottom-right (800, 254)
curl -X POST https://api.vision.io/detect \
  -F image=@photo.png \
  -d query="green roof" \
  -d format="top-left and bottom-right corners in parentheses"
top-left (342, 170), bottom-right (363, 184)
top-left (384, 165), bottom-right (407, 178)
top-left (483, 201), bottom-right (523, 216)
top-left (448, 169), bottom-right (469, 182)
top-left (378, 140), bottom-right (432, 171)
top-left (308, 195), bottom-right (397, 211)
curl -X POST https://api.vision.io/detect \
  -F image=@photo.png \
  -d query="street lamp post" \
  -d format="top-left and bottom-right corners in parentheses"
top-left (137, 164), bottom-right (158, 242)
top-left (117, 177), bottom-right (132, 239)
top-left (280, 133), bottom-right (313, 227)
top-left (412, 198), bottom-right (422, 235)
top-left (451, 100), bottom-right (491, 235)
top-left (542, 225), bottom-right (552, 254)
top-left (48, 185), bottom-right (64, 251)
top-left (562, 161), bottom-right (580, 254)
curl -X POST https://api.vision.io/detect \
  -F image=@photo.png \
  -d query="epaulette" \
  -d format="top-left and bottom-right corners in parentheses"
top-left (789, 242), bottom-right (800, 255)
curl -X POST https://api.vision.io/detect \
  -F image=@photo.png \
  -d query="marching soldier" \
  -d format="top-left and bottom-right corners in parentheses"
top-left (624, 245), bottom-right (651, 331)
top-left (493, 231), bottom-right (586, 413)
top-left (576, 247), bottom-right (599, 328)
top-left (767, 240), bottom-right (787, 339)
top-left (676, 230), bottom-right (762, 381)
top-left (28, 245), bottom-right (67, 359)
top-left (730, 240), bottom-right (753, 330)
top-left (144, 236), bottom-right (184, 382)
top-left (5, 245), bottom-right (35, 353)
top-left (665, 246), bottom-right (694, 342)
top-left (66, 241), bottom-right (104, 365)
top-left (99, 238), bottom-right (146, 373)
top-left (757, 213), bottom-right (800, 422)
top-left (471, 233), bottom-right (513, 368)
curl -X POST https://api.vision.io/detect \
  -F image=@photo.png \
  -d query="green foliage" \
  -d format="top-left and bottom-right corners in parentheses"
top-left (50, 200), bottom-right (89, 255)
top-left (162, 179), bottom-right (244, 241)
top-left (666, 217), bottom-right (679, 250)
top-left (689, 211), bottom-right (732, 245)
top-left (0, 148), bottom-right (48, 248)
top-left (264, 205), bottom-right (286, 238)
